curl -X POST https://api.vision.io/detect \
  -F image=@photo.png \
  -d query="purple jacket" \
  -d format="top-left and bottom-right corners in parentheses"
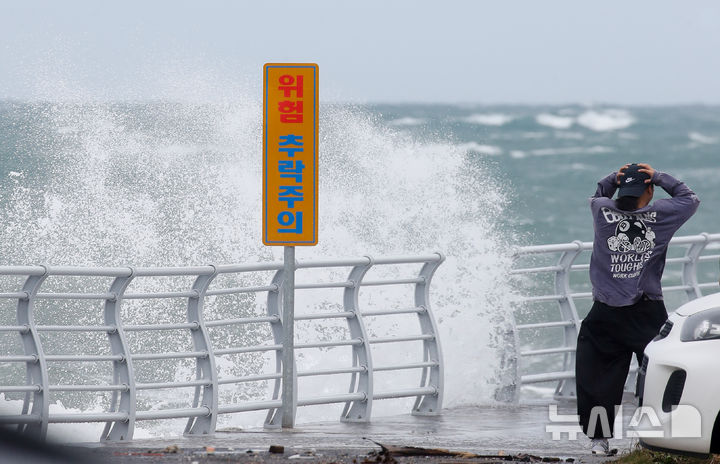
top-left (589, 171), bottom-right (700, 307)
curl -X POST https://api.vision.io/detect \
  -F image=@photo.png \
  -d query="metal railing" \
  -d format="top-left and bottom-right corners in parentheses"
top-left (510, 233), bottom-right (720, 398)
top-left (0, 254), bottom-right (444, 441)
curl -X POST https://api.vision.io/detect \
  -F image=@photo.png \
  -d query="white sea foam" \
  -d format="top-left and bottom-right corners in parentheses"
top-left (569, 163), bottom-right (594, 172)
top-left (529, 146), bottom-right (613, 156)
top-left (463, 113), bottom-right (514, 126)
top-left (388, 116), bottom-right (426, 126)
top-left (519, 385), bottom-right (555, 400)
top-left (458, 142), bottom-right (503, 155)
top-left (576, 109), bottom-right (635, 131)
top-left (0, 394), bottom-right (155, 442)
top-left (535, 113), bottom-right (574, 130)
top-left (688, 131), bottom-right (719, 144)
top-left (510, 150), bottom-right (527, 159)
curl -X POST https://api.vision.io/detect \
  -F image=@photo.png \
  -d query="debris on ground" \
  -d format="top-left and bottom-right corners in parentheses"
top-left (611, 449), bottom-right (719, 464)
top-left (289, 449), bottom-right (321, 459)
top-left (162, 444), bottom-right (180, 454)
top-left (364, 439), bottom-right (578, 463)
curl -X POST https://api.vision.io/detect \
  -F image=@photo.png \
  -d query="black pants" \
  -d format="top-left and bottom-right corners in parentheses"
top-left (575, 297), bottom-right (667, 438)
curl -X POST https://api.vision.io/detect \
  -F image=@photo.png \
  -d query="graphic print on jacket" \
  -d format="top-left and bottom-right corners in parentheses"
top-left (602, 207), bottom-right (656, 279)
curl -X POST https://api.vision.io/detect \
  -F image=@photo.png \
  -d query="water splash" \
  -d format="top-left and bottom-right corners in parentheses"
top-left (0, 95), bottom-right (520, 436)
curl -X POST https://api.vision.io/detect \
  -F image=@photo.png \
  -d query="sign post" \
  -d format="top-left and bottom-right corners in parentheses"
top-left (281, 245), bottom-right (295, 428)
top-left (263, 63), bottom-right (319, 428)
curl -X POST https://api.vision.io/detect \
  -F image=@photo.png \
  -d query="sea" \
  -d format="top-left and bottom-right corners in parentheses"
top-left (1, 101), bottom-right (719, 440)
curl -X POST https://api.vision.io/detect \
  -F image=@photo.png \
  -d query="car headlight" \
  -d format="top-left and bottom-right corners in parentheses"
top-left (680, 307), bottom-right (720, 341)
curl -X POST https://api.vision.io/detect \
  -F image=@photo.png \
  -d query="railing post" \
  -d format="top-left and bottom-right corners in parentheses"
top-left (101, 271), bottom-right (136, 441)
top-left (340, 257), bottom-right (374, 422)
top-left (184, 267), bottom-right (219, 436)
top-left (412, 253), bottom-right (444, 415)
top-left (682, 233), bottom-right (709, 301)
top-left (264, 268), bottom-right (293, 428)
top-left (16, 270), bottom-right (50, 439)
top-left (553, 241), bottom-right (583, 399)
top-left (496, 300), bottom-right (518, 403)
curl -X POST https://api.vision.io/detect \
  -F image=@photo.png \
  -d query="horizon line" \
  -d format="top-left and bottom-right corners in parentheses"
top-left (2, 97), bottom-right (720, 108)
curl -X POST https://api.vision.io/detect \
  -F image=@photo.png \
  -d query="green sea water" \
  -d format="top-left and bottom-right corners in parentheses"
top-left (369, 104), bottom-right (720, 245)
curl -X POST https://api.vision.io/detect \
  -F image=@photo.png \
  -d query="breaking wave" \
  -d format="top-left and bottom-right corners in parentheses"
top-left (0, 95), bottom-right (520, 437)
top-left (688, 131), bottom-right (718, 144)
top-left (535, 113), bottom-right (574, 130)
top-left (388, 116), bottom-right (426, 126)
top-left (576, 109), bottom-right (635, 132)
top-left (457, 142), bottom-right (503, 156)
top-left (463, 113), bottom-right (514, 126)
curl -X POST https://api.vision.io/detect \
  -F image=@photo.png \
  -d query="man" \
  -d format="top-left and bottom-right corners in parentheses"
top-left (576, 163), bottom-right (700, 454)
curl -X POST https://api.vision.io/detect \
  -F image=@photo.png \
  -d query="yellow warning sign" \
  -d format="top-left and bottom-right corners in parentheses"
top-left (262, 63), bottom-right (318, 246)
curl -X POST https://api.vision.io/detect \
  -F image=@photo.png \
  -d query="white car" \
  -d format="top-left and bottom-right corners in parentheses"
top-left (637, 292), bottom-right (720, 455)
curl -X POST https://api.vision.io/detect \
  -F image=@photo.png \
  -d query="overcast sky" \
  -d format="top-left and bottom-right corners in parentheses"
top-left (1, 0), bottom-right (719, 104)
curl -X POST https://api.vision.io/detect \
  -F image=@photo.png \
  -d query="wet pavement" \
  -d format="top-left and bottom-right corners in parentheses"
top-left (73, 396), bottom-right (642, 463)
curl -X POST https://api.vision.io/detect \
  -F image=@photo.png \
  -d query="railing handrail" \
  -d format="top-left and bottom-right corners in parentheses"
top-left (513, 232), bottom-right (720, 258)
top-left (0, 254), bottom-right (444, 277)
top-left (0, 253), bottom-right (445, 441)
top-left (511, 232), bottom-right (720, 398)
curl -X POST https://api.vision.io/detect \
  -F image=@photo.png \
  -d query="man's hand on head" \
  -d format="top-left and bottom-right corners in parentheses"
top-left (637, 163), bottom-right (656, 183)
top-left (616, 164), bottom-right (630, 185)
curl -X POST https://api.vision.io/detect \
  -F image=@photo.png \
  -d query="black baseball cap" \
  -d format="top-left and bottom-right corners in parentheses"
top-left (618, 163), bottom-right (651, 198)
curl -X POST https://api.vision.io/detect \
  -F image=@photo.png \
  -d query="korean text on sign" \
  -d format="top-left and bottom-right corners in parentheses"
top-left (263, 64), bottom-right (318, 245)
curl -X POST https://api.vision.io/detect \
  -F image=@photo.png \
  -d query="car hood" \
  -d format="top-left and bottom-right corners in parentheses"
top-left (674, 291), bottom-right (720, 316)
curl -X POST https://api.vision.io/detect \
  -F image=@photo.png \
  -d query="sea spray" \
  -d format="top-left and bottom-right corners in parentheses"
top-left (0, 99), bottom-right (520, 437)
